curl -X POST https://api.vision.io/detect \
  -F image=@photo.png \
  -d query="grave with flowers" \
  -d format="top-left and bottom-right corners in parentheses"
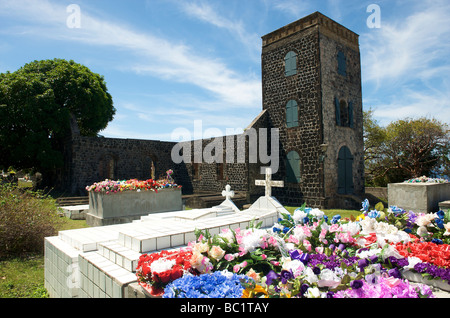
top-left (84, 170), bottom-right (183, 226)
top-left (388, 176), bottom-right (450, 213)
top-left (44, 169), bottom-right (450, 298)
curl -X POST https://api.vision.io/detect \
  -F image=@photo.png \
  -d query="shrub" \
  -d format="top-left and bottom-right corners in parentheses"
top-left (0, 183), bottom-right (63, 257)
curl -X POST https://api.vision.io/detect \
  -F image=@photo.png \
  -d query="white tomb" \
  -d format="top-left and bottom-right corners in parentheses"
top-left (44, 177), bottom-right (289, 298)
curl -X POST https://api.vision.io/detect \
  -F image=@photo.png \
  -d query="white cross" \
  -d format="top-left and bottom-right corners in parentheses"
top-left (221, 184), bottom-right (235, 201)
top-left (255, 167), bottom-right (284, 197)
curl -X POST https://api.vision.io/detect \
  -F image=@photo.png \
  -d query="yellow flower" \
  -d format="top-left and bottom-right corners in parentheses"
top-left (356, 214), bottom-right (366, 221)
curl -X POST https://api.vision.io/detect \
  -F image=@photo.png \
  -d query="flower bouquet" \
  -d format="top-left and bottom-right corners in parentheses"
top-left (136, 249), bottom-right (194, 297)
top-left (134, 198), bottom-right (446, 298)
top-left (85, 171), bottom-right (181, 195)
top-left (163, 271), bottom-right (249, 298)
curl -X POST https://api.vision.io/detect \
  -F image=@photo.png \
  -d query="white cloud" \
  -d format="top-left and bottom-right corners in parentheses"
top-left (361, 1), bottom-right (450, 85)
top-left (271, 0), bottom-right (313, 19)
top-left (0, 0), bottom-right (261, 109)
top-left (361, 0), bottom-right (450, 125)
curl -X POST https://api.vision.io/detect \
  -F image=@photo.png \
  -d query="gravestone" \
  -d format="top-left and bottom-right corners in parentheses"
top-left (388, 182), bottom-right (450, 213)
top-left (86, 187), bottom-right (183, 226)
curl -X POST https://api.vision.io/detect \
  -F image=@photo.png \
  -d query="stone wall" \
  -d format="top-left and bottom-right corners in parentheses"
top-left (319, 23), bottom-right (365, 208)
top-left (261, 24), bottom-right (324, 208)
top-left (64, 135), bottom-right (179, 195)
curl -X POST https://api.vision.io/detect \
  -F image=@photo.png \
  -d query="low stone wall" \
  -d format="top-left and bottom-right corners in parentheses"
top-left (365, 187), bottom-right (388, 200)
top-left (86, 188), bottom-right (183, 226)
top-left (388, 183), bottom-right (450, 213)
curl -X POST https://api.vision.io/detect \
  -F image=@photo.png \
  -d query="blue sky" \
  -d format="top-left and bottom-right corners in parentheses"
top-left (1, 0), bottom-right (449, 141)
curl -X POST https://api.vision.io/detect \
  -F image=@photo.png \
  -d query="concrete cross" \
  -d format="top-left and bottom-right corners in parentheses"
top-left (221, 184), bottom-right (235, 201)
top-left (255, 167), bottom-right (284, 197)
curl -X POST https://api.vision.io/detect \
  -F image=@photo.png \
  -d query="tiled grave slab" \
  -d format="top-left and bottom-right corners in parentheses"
top-left (45, 192), bottom-right (283, 298)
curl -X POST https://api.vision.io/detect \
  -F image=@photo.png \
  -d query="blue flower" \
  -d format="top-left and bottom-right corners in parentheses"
top-left (331, 215), bottom-right (341, 224)
top-left (163, 271), bottom-right (248, 298)
top-left (436, 210), bottom-right (445, 220)
top-left (432, 238), bottom-right (443, 244)
top-left (435, 218), bottom-right (445, 229)
top-left (367, 210), bottom-right (380, 219)
top-left (272, 227), bottom-right (281, 233)
top-left (361, 199), bottom-right (369, 212)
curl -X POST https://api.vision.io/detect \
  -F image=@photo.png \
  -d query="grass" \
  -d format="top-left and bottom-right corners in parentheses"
top-left (0, 207), bottom-right (359, 298)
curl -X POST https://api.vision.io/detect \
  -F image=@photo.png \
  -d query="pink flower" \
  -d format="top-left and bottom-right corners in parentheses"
top-left (268, 236), bottom-right (278, 247)
top-left (303, 240), bottom-right (312, 251)
top-left (288, 235), bottom-right (299, 244)
top-left (261, 254), bottom-right (267, 260)
top-left (224, 254), bottom-right (235, 261)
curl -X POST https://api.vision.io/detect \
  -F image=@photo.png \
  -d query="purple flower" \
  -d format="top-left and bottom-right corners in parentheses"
top-left (280, 270), bottom-right (293, 284)
top-left (388, 268), bottom-right (401, 279)
top-left (358, 258), bottom-right (369, 269)
top-left (265, 270), bottom-right (279, 286)
top-left (300, 283), bottom-right (309, 295)
top-left (299, 253), bottom-right (310, 264)
top-left (289, 249), bottom-right (302, 260)
top-left (350, 280), bottom-right (364, 289)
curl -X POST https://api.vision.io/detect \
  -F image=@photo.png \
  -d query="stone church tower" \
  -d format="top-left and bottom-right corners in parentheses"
top-left (260, 12), bottom-right (365, 208)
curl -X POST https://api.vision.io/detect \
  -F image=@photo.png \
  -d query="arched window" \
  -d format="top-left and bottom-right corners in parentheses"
top-left (286, 151), bottom-right (301, 183)
top-left (284, 51), bottom-right (297, 77)
top-left (337, 146), bottom-right (354, 194)
top-left (286, 100), bottom-right (299, 128)
top-left (335, 98), bottom-right (354, 128)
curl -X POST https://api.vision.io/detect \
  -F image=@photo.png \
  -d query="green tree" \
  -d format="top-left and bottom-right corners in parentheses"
top-left (0, 59), bottom-right (115, 184)
top-left (364, 112), bottom-right (449, 186)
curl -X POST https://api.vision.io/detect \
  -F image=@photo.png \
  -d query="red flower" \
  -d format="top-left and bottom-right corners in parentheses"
top-left (394, 241), bottom-right (450, 268)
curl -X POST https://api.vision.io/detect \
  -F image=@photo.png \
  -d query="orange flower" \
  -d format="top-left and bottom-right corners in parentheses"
top-left (242, 285), bottom-right (268, 298)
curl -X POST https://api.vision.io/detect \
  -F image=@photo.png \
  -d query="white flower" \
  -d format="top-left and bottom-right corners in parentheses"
top-left (150, 258), bottom-right (176, 273)
top-left (241, 229), bottom-right (268, 253)
top-left (282, 259), bottom-right (305, 278)
top-left (415, 213), bottom-right (436, 227)
top-left (381, 244), bottom-right (403, 261)
top-left (303, 267), bottom-right (318, 284)
top-left (293, 210), bottom-right (308, 223)
top-left (306, 287), bottom-right (321, 298)
top-left (340, 222), bottom-right (361, 236)
top-left (317, 269), bottom-right (341, 288)
top-left (218, 229), bottom-right (235, 245)
top-left (417, 226), bottom-right (429, 237)
top-left (309, 208), bottom-right (325, 219)
top-left (403, 257), bottom-right (422, 271)
top-left (357, 248), bottom-right (382, 259)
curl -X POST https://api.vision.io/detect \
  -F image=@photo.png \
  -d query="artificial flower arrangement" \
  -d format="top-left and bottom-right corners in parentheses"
top-left (85, 170), bottom-right (181, 194)
top-left (135, 199), bottom-right (450, 298)
top-left (136, 249), bottom-right (194, 297)
top-left (404, 176), bottom-right (449, 183)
